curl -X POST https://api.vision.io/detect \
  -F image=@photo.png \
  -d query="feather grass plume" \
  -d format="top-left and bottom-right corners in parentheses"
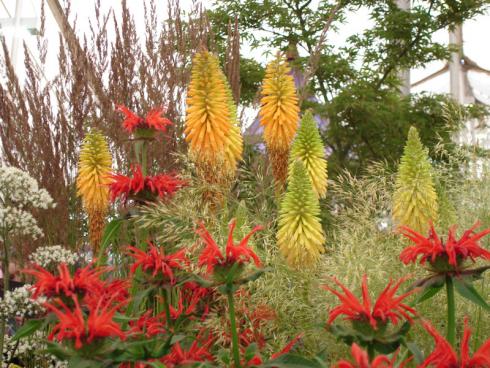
top-left (76, 130), bottom-right (112, 252)
top-left (393, 126), bottom-right (438, 233)
top-left (277, 160), bottom-right (325, 267)
top-left (222, 77), bottom-right (243, 179)
top-left (259, 54), bottom-right (299, 188)
top-left (185, 50), bottom-right (233, 185)
top-left (289, 111), bottom-right (327, 198)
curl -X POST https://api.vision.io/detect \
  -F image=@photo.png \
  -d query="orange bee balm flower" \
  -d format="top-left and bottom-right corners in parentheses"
top-left (44, 296), bottom-right (126, 349)
top-left (399, 222), bottom-right (490, 271)
top-left (117, 105), bottom-right (173, 134)
top-left (108, 165), bottom-right (186, 203)
top-left (127, 242), bottom-right (188, 285)
top-left (335, 344), bottom-right (408, 368)
top-left (197, 219), bottom-right (263, 276)
top-left (323, 275), bottom-right (417, 330)
top-left (420, 318), bottom-right (490, 368)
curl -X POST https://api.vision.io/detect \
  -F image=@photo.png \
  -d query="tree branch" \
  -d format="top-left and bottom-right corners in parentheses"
top-left (298, 0), bottom-right (344, 104)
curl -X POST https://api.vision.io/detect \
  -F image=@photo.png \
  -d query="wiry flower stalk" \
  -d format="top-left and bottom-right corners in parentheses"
top-left (76, 130), bottom-right (112, 254)
top-left (260, 54), bottom-right (300, 190)
top-left (289, 111), bottom-right (328, 198)
top-left (222, 77), bottom-right (243, 182)
top-left (393, 126), bottom-right (438, 233)
top-left (277, 160), bottom-right (325, 267)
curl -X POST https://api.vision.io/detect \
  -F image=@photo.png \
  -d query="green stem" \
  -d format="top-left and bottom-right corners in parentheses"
top-left (0, 233), bottom-right (10, 365)
top-left (446, 276), bottom-right (456, 347)
top-left (474, 280), bottom-right (485, 351)
top-left (227, 291), bottom-right (241, 368)
top-left (163, 288), bottom-right (172, 330)
top-left (367, 344), bottom-right (375, 361)
top-left (141, 140), bottom-right (148, 177)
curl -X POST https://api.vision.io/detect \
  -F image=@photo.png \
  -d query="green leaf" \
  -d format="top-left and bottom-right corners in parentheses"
top-left (237, 267), bottom-right (270, 285)
top-left (405, 342), bottom-right (424, 364)
top-left (96, 218), bottom-right (123, 266)
top-left (454, 277), bottom-right (490, 311)
top-left (414, 282), bottom-right (444, 304)
top-left (67, 357), bottom-right (100, 368)
top-left (244, 343), bottom-right (259, 362)
top-left (146, 362), bottom-right (167, 368)
top-left (45, 341), bottom-right (73, 360)
top-left (328, 324), bottom-right (355, 345)
top-left (12, 318), bottom-right (44, 340)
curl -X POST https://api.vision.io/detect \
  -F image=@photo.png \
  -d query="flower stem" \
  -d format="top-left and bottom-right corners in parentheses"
top-left (163, 288), bottom-right (172, 329)
top-left (141, 140), bottom-right (148, 177)
top-left (367, 344), bottom-right (375, 361)
top-left (0, 233), bottom-right (10, 365)
top-left (446, 275), bottom-right (456, 347)
top-left (227, 291), bottom-right (241, 368)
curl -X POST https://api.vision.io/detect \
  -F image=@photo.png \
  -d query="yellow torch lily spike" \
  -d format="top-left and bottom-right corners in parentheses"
top-left (259, 54), bottom-right (300, 189)
top-left (185, 50), bottom-right (232, 183)
top-left (289, 111), bottom-right (328, 198)
top-left (76, 130), bottom-right (112, 253)
top-left (393, 126), bottom-right (438, 233)
top-left (277, 160), bottom-right (325, 268)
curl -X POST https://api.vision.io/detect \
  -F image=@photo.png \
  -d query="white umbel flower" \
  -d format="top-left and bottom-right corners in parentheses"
top-left (0, 284), bottom-right (45, 319)
top-left (0, 166), bottom-right (55, 240)
top-left (29, 245), bottom-right (80, 269)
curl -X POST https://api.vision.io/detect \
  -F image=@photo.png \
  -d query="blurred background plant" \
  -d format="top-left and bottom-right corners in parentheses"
top-left (0, 0), bottom-right (490, 366)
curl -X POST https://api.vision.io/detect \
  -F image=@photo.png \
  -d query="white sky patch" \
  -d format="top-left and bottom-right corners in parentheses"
top-left (1, 1), bottom-right (489, 96)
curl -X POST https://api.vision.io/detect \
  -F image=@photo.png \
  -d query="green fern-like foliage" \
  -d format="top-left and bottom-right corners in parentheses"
top-left (393, 126), bottom-right (438, 233)
top-left (289, 111), bottom-right (328, 198)
top-left (277, 160), bottom-right (325, 267)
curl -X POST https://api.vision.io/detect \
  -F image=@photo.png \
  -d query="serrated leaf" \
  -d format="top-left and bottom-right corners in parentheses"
top-left (454, 277), bottom-right (490, 311)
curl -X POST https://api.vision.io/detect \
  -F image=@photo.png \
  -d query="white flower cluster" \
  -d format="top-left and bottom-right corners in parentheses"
top-left (0, 166), bottom-right (54, 209)
top-left (0, 285), bottom-right (45, 320)
top-left (29, 245), bottom-right (80, 269)
top-left (0, 207), bottom-right (43, 239)
top-left (0, 166), bottom-right (55, 240)
top-left (2, 332), bottom-right (67, 368)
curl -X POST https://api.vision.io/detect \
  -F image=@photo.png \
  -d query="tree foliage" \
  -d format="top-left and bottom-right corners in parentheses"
top-left (209, 0), bottom-right (490, 174)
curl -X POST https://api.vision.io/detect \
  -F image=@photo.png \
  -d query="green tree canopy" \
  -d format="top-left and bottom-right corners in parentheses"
top-left (209, 0), bottom-right (489, 174)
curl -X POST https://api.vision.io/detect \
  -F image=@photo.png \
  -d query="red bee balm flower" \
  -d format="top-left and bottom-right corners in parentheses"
top-left (45, 296), bottom-right (126, 349)
top-left (335, 344), bottom-right (406, 368)
top-left (117, 105), bottom-right (173, 134)
top-left (399, 222), bottom-right (490, 270)
top-left (323, 275), bottom-right (417, 330)
top-left (242, 334), bottom-right (303, 366)
top-left (86, 298), bottom-right (127, 344)
top-left (108, 165), bottom-right (186, 203)
top-left (129, 310), bottom-right (167, 338)
top-left (127, 243), bottom-right (188, 284)
top-left (45, 297), bottom-right (86, 349)
top-left (420, 318), bottom-right (490, 368)
top-left (197, 219), bottom-right (263, 274)
top-left (25, 263), bottom-right (107, 299)
top-left (162, 339), bottom-right (214, 367)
